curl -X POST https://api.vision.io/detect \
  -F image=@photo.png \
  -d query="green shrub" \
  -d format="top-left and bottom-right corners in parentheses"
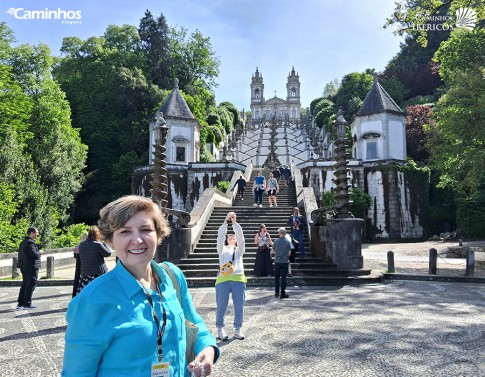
top-left (321, 191), bottom-right (337, 206)
top-left (350, 187), bottom-right (371, 218)
top-left (51, 223), bottom-right (90, 248)
top-left (216, 181), bottom-right (230, 193)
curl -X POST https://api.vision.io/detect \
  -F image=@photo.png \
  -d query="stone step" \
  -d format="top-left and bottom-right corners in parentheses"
top-left (184, 273), bottom-right (384, 288)
top-left (179, 176), bottom-right (366, 287)
top-left (181, 268), bottom-right (372, 278)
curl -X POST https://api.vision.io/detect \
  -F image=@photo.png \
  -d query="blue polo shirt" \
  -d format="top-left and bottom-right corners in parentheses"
top-left (62, 260), bottom-right (219, 376)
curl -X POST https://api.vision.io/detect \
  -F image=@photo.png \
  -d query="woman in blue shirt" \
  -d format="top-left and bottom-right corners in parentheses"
top-left (62, 195), bottom-right (219, 377)
top-left (252, 170), bottom-right (266, 207)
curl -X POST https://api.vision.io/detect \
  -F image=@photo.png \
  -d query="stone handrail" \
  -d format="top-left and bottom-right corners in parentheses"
top-left (188, 162), bottom-right (253, 252)
top-left (291, 162), bottom-right (318, 243)
top-left (188, 188), bottom-right (231, 252)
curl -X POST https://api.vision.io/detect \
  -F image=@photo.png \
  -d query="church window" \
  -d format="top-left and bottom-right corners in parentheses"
top-left (254, 88), bottom-right (260, 98)
top-left (176, 146), bottom-right (186, 162)
top-left (292, 109), bottom-right (296, 118)
top-left (255, 110), bottom-right (260, 119)
top-left (366, 141), bottom-right (378, 160)
top-left (291, 87), bottom-right (296, 97)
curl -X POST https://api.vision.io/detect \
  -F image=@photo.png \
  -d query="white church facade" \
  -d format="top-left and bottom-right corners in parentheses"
top-left (250, 67), bottom-right (301, 123)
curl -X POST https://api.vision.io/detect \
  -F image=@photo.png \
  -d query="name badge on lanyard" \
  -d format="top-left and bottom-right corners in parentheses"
top-left (143, 271), bottom-right (168, 376)
top-left (151, 361), bottom-right (170, 377)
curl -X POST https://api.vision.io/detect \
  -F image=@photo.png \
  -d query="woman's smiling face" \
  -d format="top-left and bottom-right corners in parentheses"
top-left (111, 211), bottom-right (158, 270)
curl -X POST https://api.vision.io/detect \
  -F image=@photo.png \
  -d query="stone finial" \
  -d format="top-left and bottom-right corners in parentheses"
top-left (174, 78), bottom-right (179, 88)
top-left (373, 72), bottom-right (378, 82)
top-left (336, 107), bottom-right (347, 124)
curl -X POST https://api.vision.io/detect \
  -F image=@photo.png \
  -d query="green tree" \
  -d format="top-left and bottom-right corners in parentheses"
top-left (323, 78), bottom-right (340, 97)
top-left (380, 76), bottom-right (408, 107)
top-left (0, 182), bottom-right (29, 252)
top-left (310, 97), bottom-right (324, 116)
top-left (384, 0), bottom-right (484, 47)
top-left (169, 27), bottom-right (220, 94)
top-left (138, 10), bottom-right (171, 88)
top-left (54, 26), bottom-right (163, 223)
top-left (51, 223), bottom-right (89, 248)
top-left (433, 28), bottom-right (485, 83)
top-left (1, 25), bottom-right (87, 247)
top-left (332, 70), bottom-right (373, 120)
top-left (426, 28), bottom-right (485, 197)
top-left (427, 67), bottom-right (485, 196)
top-left (406, 105), bottom-right (433, 162)
top-left (313, 98), bottom-right (335, 128)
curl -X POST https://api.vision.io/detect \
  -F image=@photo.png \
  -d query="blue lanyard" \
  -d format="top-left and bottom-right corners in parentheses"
top-left (142, 270), bottom-right (167, 362)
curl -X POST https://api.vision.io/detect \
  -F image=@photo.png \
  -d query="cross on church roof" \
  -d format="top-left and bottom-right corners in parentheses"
top-left (274, 90), bottom-right (277, 97)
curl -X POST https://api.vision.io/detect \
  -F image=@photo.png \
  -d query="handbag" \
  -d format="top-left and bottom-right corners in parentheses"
top-left (291, 237), bottom-right (300, 248)
top-left (219, 251), bottom-right (236, 276)
top-left (160, 263), bottom-right (199, 362)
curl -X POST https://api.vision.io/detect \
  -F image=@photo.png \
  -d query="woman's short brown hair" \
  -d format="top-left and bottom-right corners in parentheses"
top-left (98, 195), bottom-right (171, 243)
top-left (87, 226), bottom-right (100, 241)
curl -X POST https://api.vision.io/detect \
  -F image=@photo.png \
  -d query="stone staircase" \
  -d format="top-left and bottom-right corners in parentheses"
top-left (179, 168), bottom-right (382, 287)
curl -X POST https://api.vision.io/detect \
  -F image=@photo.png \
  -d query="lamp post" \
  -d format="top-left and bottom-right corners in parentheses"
top-left (150, 113), bottom-right (169, 208)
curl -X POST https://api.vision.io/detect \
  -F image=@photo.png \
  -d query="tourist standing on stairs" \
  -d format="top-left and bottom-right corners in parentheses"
top-left (285, 233), bottom-right (296, 277)
top-left (273, 227), bottom-right (291, 299)
top-left (253, 224), bottom-right (274, 277)
top-left (216, 211), bottom-right (247, 341)
top-left (283, 166), bottom-right (292, 187)
top-left (266, 173), bottom-right (279, 207)
top-left (272, 168), bottom-right (281, 182)
top-left (252, 170), bottom-right (266, 207)
top-left (288, 207), bottom-right (306, 259)
top-left (232, 174), bottom-right (247, 200)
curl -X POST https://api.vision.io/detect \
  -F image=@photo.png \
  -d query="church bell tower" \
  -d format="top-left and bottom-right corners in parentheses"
top-left (250, 67), bottom-right (264, 120)
top-left (286, 66), bottom-right (301, 119)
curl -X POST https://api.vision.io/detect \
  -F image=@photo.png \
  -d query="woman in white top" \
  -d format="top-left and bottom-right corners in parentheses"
top-left (215, 212), bottom-right (246, 341)
top-left (266, 173), bottom-right (279, 207)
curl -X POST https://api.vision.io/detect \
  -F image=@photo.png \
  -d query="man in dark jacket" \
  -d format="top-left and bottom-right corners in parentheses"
top-left (17, 227), bottom-right (41, 309)
top-left (232, 174), bottom-right (247, 200)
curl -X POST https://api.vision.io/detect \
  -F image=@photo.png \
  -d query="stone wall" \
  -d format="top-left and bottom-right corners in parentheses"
top-left (132, 161), bottom-right (246, 212)
top-left (299, 160), bottom-right (426, 239)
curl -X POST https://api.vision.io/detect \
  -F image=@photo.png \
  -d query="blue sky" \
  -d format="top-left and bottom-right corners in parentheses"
top-left (1, 0), bottom-right (403, 110)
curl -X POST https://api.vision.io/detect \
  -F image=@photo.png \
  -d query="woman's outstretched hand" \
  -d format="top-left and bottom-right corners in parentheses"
top-left (188, 346), bottom-right (216, 376)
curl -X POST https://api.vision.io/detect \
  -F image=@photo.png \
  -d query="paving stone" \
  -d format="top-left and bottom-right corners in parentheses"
top-left (1, 281), bottom-right (484, 376)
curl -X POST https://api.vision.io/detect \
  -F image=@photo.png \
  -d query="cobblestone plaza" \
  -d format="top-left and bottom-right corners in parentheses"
top-left (1, 281), bottom-right (484, 376)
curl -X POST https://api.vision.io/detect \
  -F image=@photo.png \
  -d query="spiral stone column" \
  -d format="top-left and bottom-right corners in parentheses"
top-left (333, 108), bottom-right (352, 218)
top-left (309, 108), bottom-right (363, 270)
top-left (150, 113), bottom-right (169, 208)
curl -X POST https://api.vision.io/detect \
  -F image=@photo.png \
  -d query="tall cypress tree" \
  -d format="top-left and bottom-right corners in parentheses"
top-left (138, 10), bottom-right (171, 89)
